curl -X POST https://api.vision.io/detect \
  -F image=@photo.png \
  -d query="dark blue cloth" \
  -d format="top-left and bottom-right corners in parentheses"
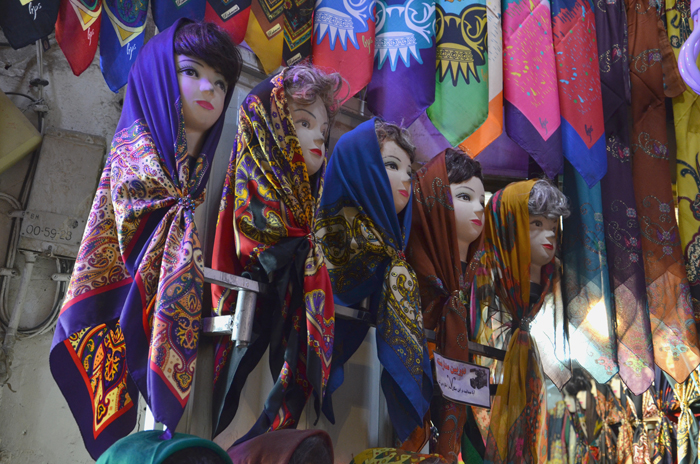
top-left (152, 0), bottom-right (205, 33)
top-left (317, 118), bottom-right (432, 441)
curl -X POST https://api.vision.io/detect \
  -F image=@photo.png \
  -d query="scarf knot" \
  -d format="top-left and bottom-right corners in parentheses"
top-left (177, 195), bottom-right (197, 211)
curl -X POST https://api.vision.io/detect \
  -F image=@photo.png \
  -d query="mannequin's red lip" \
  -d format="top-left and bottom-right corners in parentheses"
top-left (310, 148), bottom-right (323, 157)
top-left (196, 100), bottom-right (214, 110)
top-left (543, 244), bottom-right (554, 250)
top-left (399, 190), bottom-right (409, 198)
top-left (471, 219), bottom-right (483, 226)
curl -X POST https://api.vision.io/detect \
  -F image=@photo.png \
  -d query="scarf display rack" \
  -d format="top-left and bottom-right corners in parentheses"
top-left (201, 266), bottom-right (506, 362)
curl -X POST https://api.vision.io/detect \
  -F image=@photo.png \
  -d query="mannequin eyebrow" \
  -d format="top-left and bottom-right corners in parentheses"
top-left (293, 108), bottom-right (316, 119)
top-left (178, 57), bottom-right (203, 67)
top-left (385, 155), bottom-right (402, 162)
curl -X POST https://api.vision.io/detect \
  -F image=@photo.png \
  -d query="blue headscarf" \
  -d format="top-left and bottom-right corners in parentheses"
top-left (316, 118), bottom-right (432, 441)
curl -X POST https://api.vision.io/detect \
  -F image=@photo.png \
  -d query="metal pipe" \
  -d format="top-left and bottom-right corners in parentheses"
top-left (4, 251), bottom-right (37, 349)
top-left (232, 290), bottom-right (256, 347)
top-left (36, 41), bottom-right (44, 101)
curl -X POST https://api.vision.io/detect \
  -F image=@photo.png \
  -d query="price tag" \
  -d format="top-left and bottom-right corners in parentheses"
top-left (434, 352), bottom-right (491, 408)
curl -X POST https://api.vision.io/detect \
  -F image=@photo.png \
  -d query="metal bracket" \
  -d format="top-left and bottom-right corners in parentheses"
top-left (201, 267), bottom-right (506, 360)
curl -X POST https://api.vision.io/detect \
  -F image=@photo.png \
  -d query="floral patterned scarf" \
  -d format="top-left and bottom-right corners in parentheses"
top-left (406, 152), bottom-right (483, 461)
top-left (211, 72), bottom-right (335, 443)
top-left (49, 19), bottom-right (233, 459)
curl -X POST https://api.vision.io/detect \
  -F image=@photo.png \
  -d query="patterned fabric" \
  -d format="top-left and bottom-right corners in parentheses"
top-left (631, 393), bottom-right (652, 464)
top-left (474, 180), bottom-right (566, 463)
top-left (49, 20), bottom-right (233, 459)
top-left (366, 0), bottom-right (436, 126)
top-left (426, 0), bottom-right (488, 146)
top-left (312, 0), bottom-right (376, 103)
top-left (56, 0), bottom-right (102, 76)
top-left (457, 0), bottom-right (503, 157)
top-left (204, 0), bottom-right (251, 44)
top-left (316, 118), bottom-right (432, 442)
top-left (501, 0), bottom-right (563, 178)
top-left (0, 0), bottom-right (59, 49)
top-left (595, 0), bottom-right (654, 396)
top-left (618, 398), bottom-right (636, 464)
top-left (350, 448), bottom-right (448, 463)
top-left (650, 371), bottom-right (676, 464)
top-left (551, 0), bottom-right (607, 186)
top-left (151, 0), bottom-right (205, 31)
top-left (594, 387), bottom-right (622, 462)
top-left (570, 397), bottom-right (594, 464)
top-left (210, 72), bottom-right (335, 443)
top-left (227, 429), bottom-right (333, 464)
top-left (562, 161), bottom-right (618, 385)
top-left (625, 0), bottom-right (700, 384)
top-left (547, 401), bottom-right (571, 464)
top-left (99, 0), bottom-right (149, 92)
top-left (406, 153), bottom-right (483, 461)
top-left (666, 0), bottom-right (700, 319)
top-left (672, 371), bottom-right (700, 464)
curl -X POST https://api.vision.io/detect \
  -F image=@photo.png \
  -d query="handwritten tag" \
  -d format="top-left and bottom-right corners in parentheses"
top-left (434, 352), bottom-right (491, 408)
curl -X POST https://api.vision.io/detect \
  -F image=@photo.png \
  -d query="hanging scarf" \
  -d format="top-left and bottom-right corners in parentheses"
top-left (96, 431), bottom-right (232, 464)
top-left (426, 0), bottom-right (488, 146)
top-left (365, 0), bottom-right (436, 126)
top-left (551, 0), bottom-right (607, 187)
top-left (618, 397), bottom-right (636, 464)
top-left (351, 448), bottom-right (448, 463)
top-left (594, 385), bottom-right (622, 462)
top-left (626, 0), bottom-right (700, 383)
top-left (570, 397), bottom-right (595, 464)
top-left (311, 0), bottom-right (376, 104)
top-left (406, 153), bottom-right (483, 461)
top-left (210, 72), bottom-right (335, 442)
top-left (226, 429), bottom-right (333, 464)
top-left (474, 180), bottom-right (568, 463)
top-left (204, 0), bottom-right (251, 44)
top-left (99, 0), bottom-right (149, 92)
top-left (0, 0), bottom-right (59, 49)
top-left (49, 19), bottom-right (234, 459)
top-left (595, 0), bottom-right (654, 396)
top-left (650, 371), bottom-right (677, 464)
top-left (666, 0), bottom-right (700, 319)
top-left (562, 160), bottom-right (618, 385)
top-left (547, 401), bottom-right (572, 464)
top-left (151, 0), bottom-right (205, 31)
top-left (630, 392), bottom-right (652, 464)
top-left (501, 0), bottom-right (563, 178)
top-left (457, 0), bottom-right (503, 157)
top-left (315, 118), bottom-right (432, 442)
top-left (673, 371), bottom-right (700, 464)
top-left (56, 0), bottom-right (102, 76)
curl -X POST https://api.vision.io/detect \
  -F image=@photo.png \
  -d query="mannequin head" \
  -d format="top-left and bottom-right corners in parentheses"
top-left (528, 179), bottom-right (569, 283)
top-left (445, 148), bottom-right (485, 262)
top-left (162, 447), bottom-right (229, 464)
top-left (284, 64), bottom-right (342, 176)
top-left (174, 21), bottom-right (242, 158)
top-left (375, 121), bottom-right (416, 214)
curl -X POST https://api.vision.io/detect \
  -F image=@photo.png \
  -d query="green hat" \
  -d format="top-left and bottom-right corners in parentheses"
top-left (97, 431), bottom-right (233, 464)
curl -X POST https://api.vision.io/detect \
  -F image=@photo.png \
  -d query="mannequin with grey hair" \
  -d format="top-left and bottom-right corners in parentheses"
top-left (528, 179), bottom-right (570, 286)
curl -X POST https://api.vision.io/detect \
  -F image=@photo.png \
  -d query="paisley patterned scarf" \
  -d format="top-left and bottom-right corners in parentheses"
top-left (618, 397), bottom-right (636, 464)
top-left (594, 385), bottom-right (623, 462)
top-left (315, 118), bottom-right (432, 443)
top-left (211, 72), bottom-right (335, 442)
top-left (626, 0), bottom-right (700, 383)
top-left (406, 152), bottom-right (482, 461)
top-left (650, 371), bottom-right (677, 464)
top-left (474, 180), bottom-right (568, 464)
top-left (49, 19), bottom-right (234, 459)
top-left (350, 448), bottom-right (448, 463)
top-left (673, 371), bottom-right (700, 464)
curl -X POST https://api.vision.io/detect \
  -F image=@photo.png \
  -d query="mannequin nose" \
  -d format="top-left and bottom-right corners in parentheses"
top-left (200, 78), bottom-right (214, 93)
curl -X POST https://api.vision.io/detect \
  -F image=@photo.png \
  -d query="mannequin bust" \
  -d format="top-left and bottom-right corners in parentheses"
top-left (376, 121), bottom-right (416, 214)
top-left (445, 148), bottom-right (485, 264)
top-left (283, 64), bottom-right (342, 176)
top-left (528, 179), bottom-right (570, 287)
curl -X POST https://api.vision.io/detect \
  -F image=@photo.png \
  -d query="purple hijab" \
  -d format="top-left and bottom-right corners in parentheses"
top-left (50, 18), bottom-right (234, 459)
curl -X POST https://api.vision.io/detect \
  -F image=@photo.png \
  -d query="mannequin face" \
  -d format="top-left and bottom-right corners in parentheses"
top-left (450, 176), bottom-right (485, 260)
top-left (288, 97), bottom-right (329, 176)
top-left (176, 55), bottom-right (227, 137)
top-left (381, 140), bottom-right (412, 214)
top-left (529, 215), bottom-right (558, 267)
